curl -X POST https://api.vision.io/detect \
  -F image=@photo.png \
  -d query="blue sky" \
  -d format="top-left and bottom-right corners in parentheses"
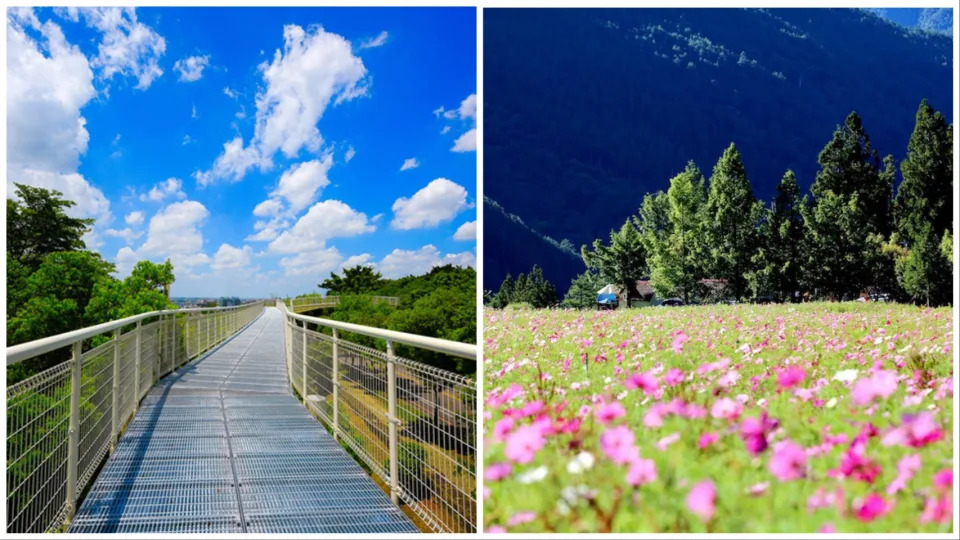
top-left (6, 6), bottom-right (477, 297)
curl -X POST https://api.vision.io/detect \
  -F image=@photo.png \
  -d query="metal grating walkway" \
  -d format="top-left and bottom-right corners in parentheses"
top-left (68, 308), bottom-right (418, 534)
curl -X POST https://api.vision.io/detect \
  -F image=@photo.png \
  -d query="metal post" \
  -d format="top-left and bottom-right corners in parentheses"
top-left (332, 328), bottom-right (340, 441)
top-left (207, 313), bottom-right (212, 352)
top-left (110, 328), bottom-right (120, 454)
top-left (134, 320), bottom-right (142, 409)
top-left (387, 339), bottom-right (399, 505)
top-left (157, 314), bottom-right (164, 381)
top-left (65, 340), bottom-right (82, 525)
top-left (301, 324), bottom-right (308, 397)
top-left (172, 314), bottom-right (177, 370)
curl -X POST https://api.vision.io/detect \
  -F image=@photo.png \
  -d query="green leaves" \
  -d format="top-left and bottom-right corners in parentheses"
top-left (319, 264), bottom-right (384, 294)
top-left (6, 183), bottom-right (95, 269)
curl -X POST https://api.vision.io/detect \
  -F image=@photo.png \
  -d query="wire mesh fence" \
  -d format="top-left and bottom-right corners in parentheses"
top-left (5, 302), bottom-right (264, 533)
top-left (288, 295), bottom-right (400, 313)
top-left (283, 304), bottom-right (477, 533)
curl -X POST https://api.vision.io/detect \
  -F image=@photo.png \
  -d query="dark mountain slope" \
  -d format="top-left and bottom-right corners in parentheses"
top-left (483, 8), bottom-right (953, 291)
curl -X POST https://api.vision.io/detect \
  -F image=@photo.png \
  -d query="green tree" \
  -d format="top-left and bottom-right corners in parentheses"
top-left (703, 143), bottom-right (760, 299)
top-left (319, 265), bottom-right (384, 294)
top-left (84, 260), bottom-right (177, 324)
top-left (896, 222), bottom-right (951, 306)
top-left (490, 274), bottom-right (515, 308)
top-left (803, 112), bottom-right (893, 298)
top-left (647, 161), bottom-right (709, 303)
top-left (581, 220), bottom-right (646, 302)
top-left (562, 270), bottom-right (607, 309)
top-left (527, 265), bottom-right (558, 308)
top-left (750, 170), bottom-right (805, 300)
top-left (895, 99), bottom-right (953, 242)
top-left (6, 183), bottom-right (95, 268)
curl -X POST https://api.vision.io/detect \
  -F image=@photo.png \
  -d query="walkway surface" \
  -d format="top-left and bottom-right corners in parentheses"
top-left (69, 308), bottom-right (417, 534)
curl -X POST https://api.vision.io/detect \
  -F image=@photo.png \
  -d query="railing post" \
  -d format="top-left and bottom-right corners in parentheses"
top-left (207, 312), bottom-right (212, 352)
top-left (134, 320), bottom-right (142, 409)
top-left (332, 328), bottom-right (340, 441)
top-left (387, 339), bottom-right (399, 505)
top-left (65, 340), bottom-right (82, 525)
top-left (301, 323), bottom-right (308, 397)
top-left (110, 328), bottom-right (120, 454)
top-left (172, 314), bottom-right (177, 371)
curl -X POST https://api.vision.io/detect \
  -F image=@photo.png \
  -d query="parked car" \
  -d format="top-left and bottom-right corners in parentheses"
top-left (754, 295), bottom-right (776, 304)
top-left (660, 298), bottom-right (685, 307)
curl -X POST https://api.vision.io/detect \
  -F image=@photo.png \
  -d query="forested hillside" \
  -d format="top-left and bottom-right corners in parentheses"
top-left (483, 8), bottom-right (953, 291)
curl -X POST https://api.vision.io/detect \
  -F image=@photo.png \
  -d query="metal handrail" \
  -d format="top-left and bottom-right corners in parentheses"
top-left (6, 301), bottom-right (261, 365)
top-left (276, 300), bottom-right (477, 533)
top-left (288, 295), bottom-right (401, 310)
top-left (279, 302), bottom-right (475, 359)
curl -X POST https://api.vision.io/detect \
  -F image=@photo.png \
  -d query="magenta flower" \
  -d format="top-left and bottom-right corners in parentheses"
top-left (625, 372), bottom-right (659, 395)
top-left (665, 367), bottom-right (685, 386)
top-left (882, 412), bottom-right (945, 448)
top-left (740, 412), bottom-right (778, 456)
top-left (776, 365), bottom-right (806, 391)
top-left (710, 397), bottom-right (743, 421)
top-left (595, 401), bottom-right (626, 425)
top-left (504, 425), bottom-right (546, 464)
top-left (485, 462), bottom-right (513, 481)
top-left (886, 454), bottom-right (921, 495)
top-left (932, 468), bottom-right (952, 491)
top-left (853, 493), bottom-right (890, 522)
top-left (851, 370), bottom-right (898, 405)
top-left (600, 425), bottom-right (637, 465)
top-left (519, 400), bottom-right (544, 417)
top-left (626, 458), bottom-right (657, 487)
top-left (833, 444), bottom-right (881, 484)
top-left (769, 440), bottom-right (807, 481)
top-left (656, 432), bottom-right (680, 452)
top-left (506, 511), bottom-right (536, 527)
top-left (492, 417), bottom-right (514, 442)
top-left (698, 432), bottom-right (719, 450)
top-left (686, 480), bottom-right (716, 522)
top-left (920, 493), bottom-right (952, 524)
top-left (672, 331), bottom-right (690, 354)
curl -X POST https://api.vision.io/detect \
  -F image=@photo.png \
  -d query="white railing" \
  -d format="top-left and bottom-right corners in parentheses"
top-left (287, 295), bottom-right (400, 312)
top-left (5, 301), bottom-right (265, 533)
top-left (277, 301), bottom-right (477, 533)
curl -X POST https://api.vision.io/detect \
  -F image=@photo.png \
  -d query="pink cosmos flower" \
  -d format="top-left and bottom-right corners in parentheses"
top-left (698, 432), bottom-right (719, 450)
top-left (769, 440), bottom-right (807, 481)
top-left (882, 412), bottom-right (944, 448)
top-left (740, 413), bottom-right (778, 456)
top-left (519, 400), bottom-right (544, 417)
top-left (507, 512), bottom-right (536, 527)
top-left (665, 368), bottom-right (685, 386)
top-left (851, 370), bottom-right (898, 405)
top-left (485, 462), bottom-right (513, 481)
top-left (595, 401), bottom-right (627, 425)
top-left (710, 397), bottom-right (743, 421)
top-left (492, 417), bottom-right (515, 442)
top-left (487, 525), bottom-right (506, 533)
top-left (504, 425), bottom-right (546, 464)
top-left (932, 469), bottom-right (952, 491)
top-left (832, 443), bottom-right (881, 484)
top-left (672, 331), bottom-right (690, 354)
top-left (818, 523), bottom-right (836, 533)
top-left (625, 372), bottom-right (660, 395)
top-left (886, 454), bottom-right (921, 495)
top-left (920, 493), bottom-right (952, 524)
top-left (656, 432), bottom-right (680, 451)
top-left (686, 480), bottom-right (716, 521)
top-left (777, 365), bottom-right (806, 391)
top-left (853, 493), bottom-right (890, 522)
top-left (601, 425), bottom-right (638, 465)
top-left (626, 458), bottom-right (657, 487)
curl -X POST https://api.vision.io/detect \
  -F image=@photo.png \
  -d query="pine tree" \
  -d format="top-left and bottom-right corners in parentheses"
top-left (581, 220), bottom-right (646, 302)
top-left (528, 265), bottom-right (558, 307)
top-left (759, 170), bottom-right (805, 300)
top-left (562, 270), bottom-right (607, 309)
top-left (648, 161), bottom-right (708, 303)
top-left (896, 222), bottom-right (951, 306)
top-left (704, 143), bottom-right (760, 299)
top-left (491, 274), bottom-right (515, 308)
top-left (895, 99), bottom-right (953, 241)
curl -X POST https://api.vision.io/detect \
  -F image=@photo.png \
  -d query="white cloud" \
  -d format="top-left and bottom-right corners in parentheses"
top-left (223, 86), bottom-right (237, 99)
top-left (140, 177), bottom-right (186, 202)
top-left (104, 227), bottom-right (143, 245)
top-left (191, 104), bottom-right (197, 118)
top-left (456, 93), bottom-right (477, 121)
top-left (452, 128), bottom-right (477, 152)
top-left (79, 7), bottom-right (166, 89)
top-left (391, 178), bottom-right (472, 230)
top-left (139, 200), bottom-right (209, 265)
top-left (344, 146), bottom-right (356, 163)
top-left (359, 30), bottom-right (389, 49)
top-left (270, 156), bottom-right (333, 214)
top-left (379, 245), bottom-right (476, 279)
top-left (279, 247), bottom-right (342, 276)
top-left (211, 243), bottom-right (253, 271)
top-left (125, 210), bottom-right (145, 226)
top-left (196, 24), bottom-right (368, 184)
top-left (453, 220), bottom-right (476, 241)
top-left (182, 135), bottom-right (192, 145)
top-left (341, 253), bottom-right (373, 271)
top-left (113, 246), bottom-right (139, 278)
top-left (400, 158), bottom-right (420, 171)
top-left (253, 198), bottom-right (284, 217)
top-left (432, 105), bottom-right (445, 118)
top-left (6, 12), bottom-right (112, 230)
top-left (268, 200), bottom-right (375, 253)
top-left (441, 125), bottom-right (451, 134)
top-left (173, 54), bottom-right (209, 82)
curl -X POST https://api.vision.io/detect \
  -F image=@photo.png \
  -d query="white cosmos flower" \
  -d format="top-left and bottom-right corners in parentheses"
top-left (517, 465), bottom-right (548, 484)
top-left (566, 452), bottom-right (595, 474)
top-left (825, 397), bottom-right (838, 409)
top-left (832, 369), bottom-right (859, 383)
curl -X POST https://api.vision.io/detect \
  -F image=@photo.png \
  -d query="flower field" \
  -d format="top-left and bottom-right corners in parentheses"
top-left (482, 303), bottom-right (954, 533)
